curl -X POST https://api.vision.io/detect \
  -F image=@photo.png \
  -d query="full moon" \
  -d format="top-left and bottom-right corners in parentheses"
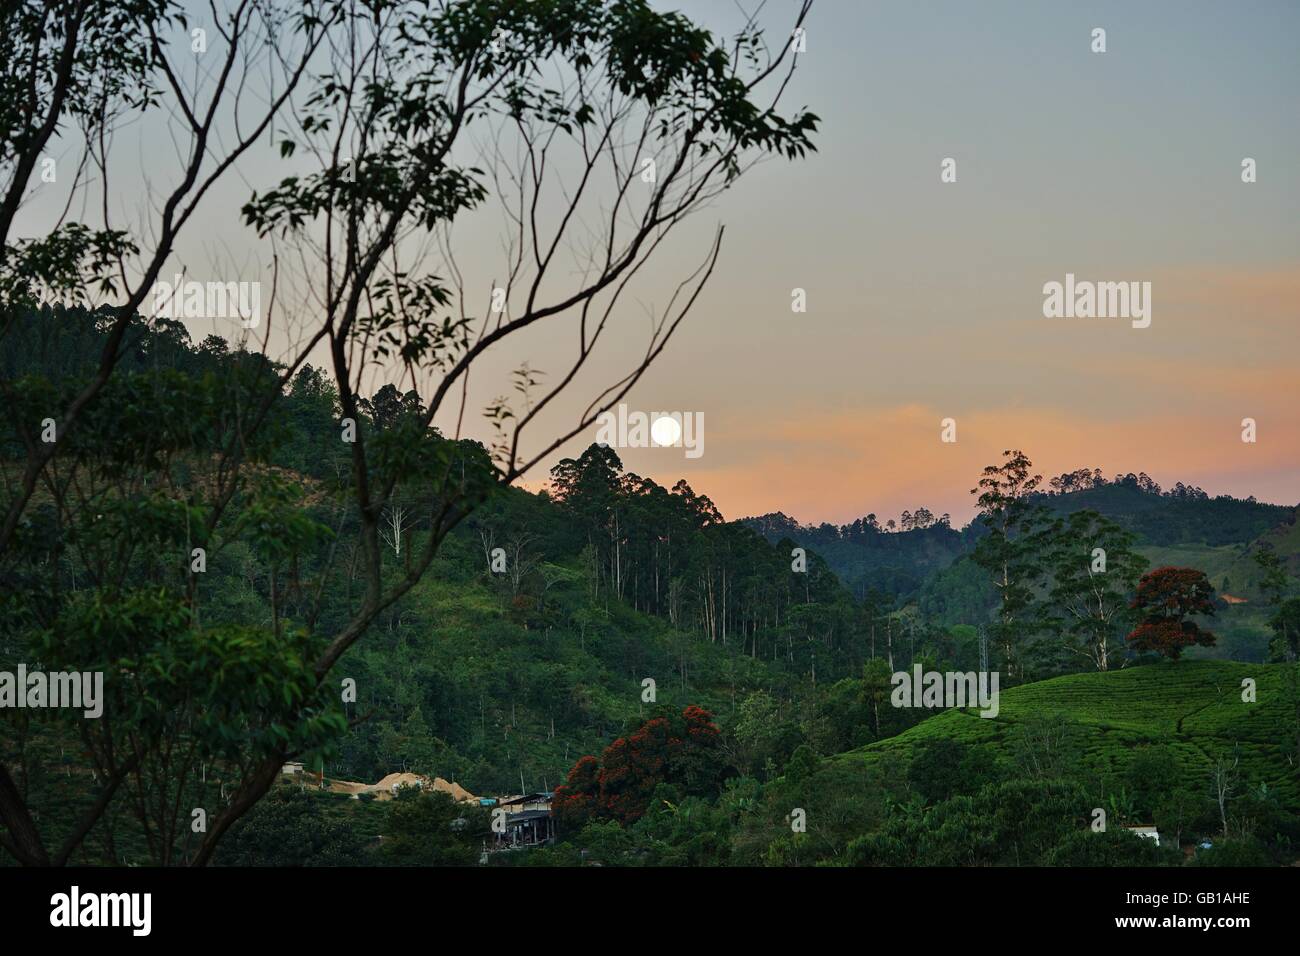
top-left (651, 415), bottom-right (682, 447)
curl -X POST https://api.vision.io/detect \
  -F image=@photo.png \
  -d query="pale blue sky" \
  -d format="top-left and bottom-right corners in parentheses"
top-left (16, 1), bottom-right (1299, 523)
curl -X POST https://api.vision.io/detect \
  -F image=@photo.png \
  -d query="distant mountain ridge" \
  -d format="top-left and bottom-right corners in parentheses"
top-left (742, 482), bottom-right (1296, 601)
top-left (741, 510), bottom-right (973, 599)
top-left (1034, 482), bottom-right (1292, 547)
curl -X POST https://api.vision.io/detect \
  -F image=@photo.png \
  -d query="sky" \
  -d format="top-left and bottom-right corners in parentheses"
top-left (550, 0), bottom-right (1300, 526)
top-left (18, 0), bottom-right (1300, 527)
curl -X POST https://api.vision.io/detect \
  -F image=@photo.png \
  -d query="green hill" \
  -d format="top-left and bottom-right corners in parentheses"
top-left (1038, 483), bottom-right (1293, 547)
top-left (758, 485), bottom-right (1296, 625)
top-left (841, 661), bottom-right (1300, 810)
top-left (1223, 508), bottom-right (1300, 592)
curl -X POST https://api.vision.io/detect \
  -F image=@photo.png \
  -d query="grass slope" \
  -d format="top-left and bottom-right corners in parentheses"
top-left (839, 661), bottom-right (1300, 809)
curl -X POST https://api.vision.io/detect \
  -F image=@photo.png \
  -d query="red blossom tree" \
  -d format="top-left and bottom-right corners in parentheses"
top-left (550, 755), bottom-right (601, 827)
top-left (1126, 566), bottom-right (1218, 660)
top-left (552, 706), bottom-right (722, 829)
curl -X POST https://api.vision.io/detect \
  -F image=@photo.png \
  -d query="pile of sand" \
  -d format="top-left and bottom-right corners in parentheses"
top-left (430, 776), bottom-right (477, 803)
top-left (320, 771), bottom-right (479, 803)
top-left (373, 771), bottom-right (426, 792)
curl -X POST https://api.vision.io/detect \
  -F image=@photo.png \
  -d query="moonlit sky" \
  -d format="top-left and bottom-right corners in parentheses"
top-left (18, 1), bottom-right (1300, 526)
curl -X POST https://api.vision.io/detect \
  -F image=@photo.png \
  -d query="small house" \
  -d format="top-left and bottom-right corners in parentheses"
top-left (1125, 825), bottom-right (1160, 846)
top-left (494, 792), bottom-right (556, 848)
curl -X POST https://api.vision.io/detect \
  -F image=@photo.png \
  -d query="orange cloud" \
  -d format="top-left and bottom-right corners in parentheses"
top-left (666, 403), bottom-right (1300, 526)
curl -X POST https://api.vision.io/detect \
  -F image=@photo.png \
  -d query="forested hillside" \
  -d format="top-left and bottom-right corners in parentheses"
top-left (1, 307), bottom-right (877, 863)
top-left (748, 477), bottom-right (1293, 608)
top-left (4, 308), bottom-right (1297, 867)
top-left (742, 510), bottom-right (975, 599)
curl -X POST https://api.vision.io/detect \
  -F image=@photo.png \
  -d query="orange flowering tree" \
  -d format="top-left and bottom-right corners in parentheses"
top-left (1126, 566), bottom-right (1217, 660)
top-left (553, 706), bottom-right (722, 828)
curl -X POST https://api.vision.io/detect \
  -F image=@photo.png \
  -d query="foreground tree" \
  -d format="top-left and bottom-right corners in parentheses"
top-left (0, 0), bottom-right (817, 866)
top-left (1126, 567), bottom-right (1217, 660)
top-left (969, 450), bottom-right (1049, 677)
top-left (1043, 510), bottom-right (1147, 670)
